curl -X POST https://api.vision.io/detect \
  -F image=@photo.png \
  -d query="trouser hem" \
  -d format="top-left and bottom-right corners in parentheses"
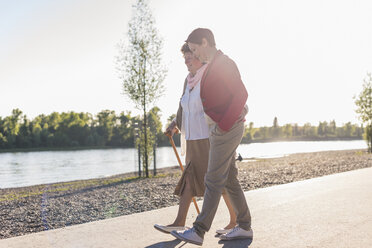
top-left (238, 223), bottom-right (252, 231)
top-left (193, 224), bottom-right (205, 238)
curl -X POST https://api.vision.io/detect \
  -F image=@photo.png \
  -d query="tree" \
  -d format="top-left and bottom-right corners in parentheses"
top-left (147, 106), bottom-right (164, 145)
top-left (16, 115), bottom-right (32, 148)
top-left (271, 117), bottom-right (281, 138)
top-left (96, 110), bottom-right (116, 145)
top-left (329, 120), bottom-right (336, 136)
top-left (292, 123), bottom-right (300, 137)
top-left (273, 117), bottom-right (278, 128)
top-left (259, 126), bottom-right (269, 139)
top-left (110, 111), bottom-right (134, 147)
top-left (2, 109), bottom-right (23, 148)
top-left (355, 72), bottom-right (372, 152)
top-left (303, 123), bottom-right (316, 137)
top-left (318, 121), bottom-right (325, 137)
top-left (242, 122), bottom-right (254, 143)
top-left (343, 122), bottom-right (353, 137)
top-left (116, 0), bottom-right (167, 177)
top-left (0, 116), bottom-right (7, 148)
top-left (0, 132), bottom-right (6, 148)
top-left (283, 124), bottom-right (292, 138)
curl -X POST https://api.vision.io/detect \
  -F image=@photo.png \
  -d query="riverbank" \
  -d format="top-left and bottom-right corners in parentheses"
top-left (0, 149), bottom-right (371, 239)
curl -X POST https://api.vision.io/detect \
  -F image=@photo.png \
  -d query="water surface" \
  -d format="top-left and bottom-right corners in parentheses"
top-left (0, 140), bottom-right (367, 188)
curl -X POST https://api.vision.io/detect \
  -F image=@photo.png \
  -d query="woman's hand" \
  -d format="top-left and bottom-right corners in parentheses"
top-left (165, 120), bottom-right (178, 136)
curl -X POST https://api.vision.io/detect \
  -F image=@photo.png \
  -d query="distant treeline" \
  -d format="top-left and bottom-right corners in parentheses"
top-left (242, 117), bottom-right (364, 143)
top-left (0, 108), bottom-right (169, 150)
top-left (0, 109), bottom-right (364, 151)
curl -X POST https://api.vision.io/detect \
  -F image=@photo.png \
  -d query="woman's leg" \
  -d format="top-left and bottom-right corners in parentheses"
top-left (222, 193), bottom-right (237, 229)
top-left (169, 181), bottom-right (194, 227)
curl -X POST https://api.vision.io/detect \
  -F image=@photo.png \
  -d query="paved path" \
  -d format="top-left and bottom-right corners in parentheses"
top-left (1, 167), bottom-right (372, 248)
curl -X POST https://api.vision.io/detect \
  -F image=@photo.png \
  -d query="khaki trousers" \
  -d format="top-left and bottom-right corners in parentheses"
top-left (193, 120), bottom-right (251, 237)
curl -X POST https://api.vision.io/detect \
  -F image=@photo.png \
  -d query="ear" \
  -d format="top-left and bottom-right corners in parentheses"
top-left (201, 38), bottom-right (208, 48)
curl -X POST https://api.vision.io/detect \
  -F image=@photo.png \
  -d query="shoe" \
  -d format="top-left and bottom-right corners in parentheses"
top-left (216, 227), bottom-right (233, 235)
top-left (170, 227), bottom-right (203, 246)
top-left (153, 224), bottom-right (187, 234)
top-left (219, 226), bottom-right (253, 240)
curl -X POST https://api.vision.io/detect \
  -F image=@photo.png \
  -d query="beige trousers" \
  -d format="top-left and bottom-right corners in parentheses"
top-left (193, 118), bottom-right (251, 237)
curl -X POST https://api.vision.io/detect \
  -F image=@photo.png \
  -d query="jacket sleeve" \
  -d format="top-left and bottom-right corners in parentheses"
top-left (218, 59), bottom-right (248, 131)
top-left (176, 78), bottom-right (188, 129)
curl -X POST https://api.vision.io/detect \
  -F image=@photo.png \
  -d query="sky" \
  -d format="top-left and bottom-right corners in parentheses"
top-left (1, 0), bottom-right (372, 128)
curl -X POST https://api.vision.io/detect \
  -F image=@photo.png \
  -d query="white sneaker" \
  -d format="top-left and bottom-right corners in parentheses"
top-left (219, 226), bottom-right (253, 240)
top-left (154, 224), bottom-right (187, 234)
top-left (215, 227), bottom-right (233, 235)
top-left (170, 227), bottom-right (203, 246)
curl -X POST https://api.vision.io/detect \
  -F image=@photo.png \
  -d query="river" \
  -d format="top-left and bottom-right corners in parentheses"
top-left (0, 140), bottom-right (367, 189)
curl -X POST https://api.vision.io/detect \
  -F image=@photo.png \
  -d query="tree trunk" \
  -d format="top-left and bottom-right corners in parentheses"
top-left (138, 142), bottom-right (141, 177)
top-left (153, 143), bottom-right (156, 176)
top-left (368, 124), bottom-right (372, 153)
top-left (143, 57), bottom-right (149, 177)
top-left (144, 107), bottom-right (149, 177)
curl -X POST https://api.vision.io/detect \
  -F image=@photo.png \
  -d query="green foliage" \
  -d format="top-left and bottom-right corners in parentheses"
top-left (116, 0), bottom-right (167, 177)
top-left (0, 109), bottom-right (161, 151)
top-left (0, 110), bottom-right (365, 152)
top-left (243, 118), bottom-right (363, 143)
top-left (116, 0), bottom-right (166, 110)
top-left (271, 117), bottom-right (282, 138)
top-left (242, 122), bottom-right (254, 143)
top-left (109, 111), bottom-right (134, 147)
top-left (134, 107), bottom-right (168, 174)
top-left (136, 126), bottom-right (155, 173)
top-left (283, 124), bottom-right (292, 138)
top-left (0, 132), bottom-right (7, 148)
top-left (355, 72), bottom-right (372, 152)
top-left (96, 110), bottom-right (116, 145)
top-left (148, 106), bottom-right (168, 145)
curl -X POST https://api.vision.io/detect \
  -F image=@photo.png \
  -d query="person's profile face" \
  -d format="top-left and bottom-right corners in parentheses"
top-left (184, 51), bottom-right (202, 74)
top-left (187, 42), bottom-right (206, 63)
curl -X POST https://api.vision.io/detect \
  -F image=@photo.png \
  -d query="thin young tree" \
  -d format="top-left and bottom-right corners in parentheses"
top-left (355, 72), bottom-right (372, 153)
top-left (116, 0), bottom-right (167, 177)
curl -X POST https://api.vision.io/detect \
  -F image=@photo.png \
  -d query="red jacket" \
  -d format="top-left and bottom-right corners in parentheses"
top-left (200, 50), bottom-right (248, 131)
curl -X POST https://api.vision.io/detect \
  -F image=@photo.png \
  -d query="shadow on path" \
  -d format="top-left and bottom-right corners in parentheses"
top-left (145, 239), bottom-right (184, 248)
top-left (218, 238), bottom-right (253, 248)
top-left (145, 238), bottom-right (252, 247)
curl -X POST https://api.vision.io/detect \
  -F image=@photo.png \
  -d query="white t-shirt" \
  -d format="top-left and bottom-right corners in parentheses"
top-left (180, 82), bottom-right (209, 140)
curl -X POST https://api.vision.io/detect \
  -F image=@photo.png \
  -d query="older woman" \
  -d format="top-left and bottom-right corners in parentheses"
top-left (154, 43), bottom-right (236, 235)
